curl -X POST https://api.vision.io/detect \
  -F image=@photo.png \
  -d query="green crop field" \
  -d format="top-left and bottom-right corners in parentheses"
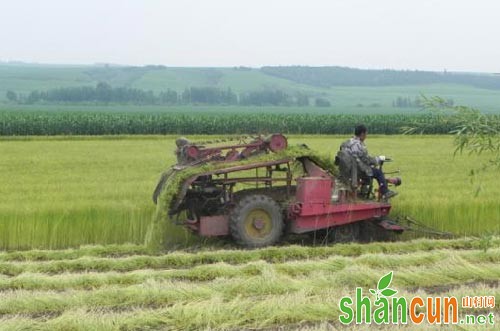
top-left (1, 134), bottom-right (499, 329)
top-left (0, 110), bottom-right (467, 135)
top-left (3, 7), bottom-right (500, 330)
top-left (1, 135), bottom-right (499, 250)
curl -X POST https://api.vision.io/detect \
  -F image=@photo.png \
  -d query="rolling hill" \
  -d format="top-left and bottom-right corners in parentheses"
top-left (1, 63), bottom-right (499, 113)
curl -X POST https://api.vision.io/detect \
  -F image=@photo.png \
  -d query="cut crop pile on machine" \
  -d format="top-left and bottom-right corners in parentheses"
top-left (147, 134), bottom-right (406, 250)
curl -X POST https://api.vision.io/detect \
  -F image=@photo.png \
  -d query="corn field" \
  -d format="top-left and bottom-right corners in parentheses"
top-left (0, 111), bottom-right (477, 135)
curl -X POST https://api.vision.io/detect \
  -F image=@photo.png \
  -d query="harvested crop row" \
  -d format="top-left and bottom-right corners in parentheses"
top-left (1, 236), bottom-right (494, 262)
top-left (0, 248), bottom-right (499, 294)
top-left (0, 244), bottom-right (149, 262)
top-left (2, 250), bottom-right (500, 292)
top-left (1, 244), bottom-right (500, 277)
top-left (0, 273), bottom-right (335, 317)
top-left (0, 238), bottom-right (500, 276)
top-left (0, 283), bottom-right (497, 331)
top-left (273, 320), bottom-right (494, 331)
top-left (0, 263), bottom-right (263, 291)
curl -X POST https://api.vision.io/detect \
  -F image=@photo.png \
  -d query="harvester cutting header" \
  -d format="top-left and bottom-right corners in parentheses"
top-left (174, 134), bottom-right (289, 165)
top-left (153, 133), bottom-right (404, 247)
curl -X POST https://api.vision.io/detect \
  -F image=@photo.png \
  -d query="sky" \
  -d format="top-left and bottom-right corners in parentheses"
top-left (1, 0), bottom-right (499, 72)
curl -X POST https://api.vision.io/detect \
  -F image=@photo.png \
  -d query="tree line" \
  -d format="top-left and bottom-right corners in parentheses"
top-left (5, 82), bottom-right (331, 107)
top-left (261, 66), bottom-right (500, 90)
top-left (392, 96), bottom-right (454, 108)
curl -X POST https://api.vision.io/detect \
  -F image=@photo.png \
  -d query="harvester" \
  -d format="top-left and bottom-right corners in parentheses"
top-left (153, 134), bottom-right (405, 247)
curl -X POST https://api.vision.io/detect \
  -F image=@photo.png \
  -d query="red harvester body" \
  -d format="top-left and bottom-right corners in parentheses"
top-left (153, 134), bottom-right (403, 247)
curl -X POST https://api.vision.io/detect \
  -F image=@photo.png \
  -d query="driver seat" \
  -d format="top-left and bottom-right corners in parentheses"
top-left (335, 149), bottom-right (375, 200)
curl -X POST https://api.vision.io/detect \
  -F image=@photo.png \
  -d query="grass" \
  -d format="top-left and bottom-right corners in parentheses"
top-left (1, 266), bottom-right (498, 316)
top-left (1, 243), bottom-right (500, 289)
top-left (0, 237), bottom-right (498, 330)
top-left (0, 137), bottom-right (162, 249)
top-left (2, 66), bottom-right (500, 330)
top-left (2, 246), bottom-right (500, 277)
top-left (1, 135), bottom-right (499, 250)
top-left (0, 236), bottom-right (493, 262)
top-left (1, 286), bottom-right (495, 331)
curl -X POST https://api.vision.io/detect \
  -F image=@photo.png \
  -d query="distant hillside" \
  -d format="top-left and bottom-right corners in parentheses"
top-left (1, 63), bottom-right (499, 112)
top-left (0, 64), bottom-right (308, 95)
top-left (261, 66), bottom-right (500, 89)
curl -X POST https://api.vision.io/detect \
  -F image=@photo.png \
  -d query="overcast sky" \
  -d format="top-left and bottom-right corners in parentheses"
top-left (1, 0), bottom-right (499, 72)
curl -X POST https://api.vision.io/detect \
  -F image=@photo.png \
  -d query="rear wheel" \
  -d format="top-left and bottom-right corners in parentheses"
top-left (229, 195), bottom-right (284, 247)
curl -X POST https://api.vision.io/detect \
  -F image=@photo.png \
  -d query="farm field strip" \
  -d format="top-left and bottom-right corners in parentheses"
top-left (2, 252), bottom-right (500, 293)
top-left (0, 273), bottom-right (498, 318)
top-left (0, 244), bottom-right (150, 262)
top-left (291, 323), bottom-right (495, 331)
top-left (0, 241), bottom-right (499, 330)
top-left (1, 242), bottom-right (500, 276)
top-left (1, 134), bottom-right (499, 330)
top-left (2, 136), bottom-right (499, 250)
top-left (0, 245), bottom-right (499, 289)
top-left (0, 282), bottom-right (498, 331)
top-left (0, 236), bottom-right (498, 262)
top-left (0, 256), bottom-right (499, 299)
top-left (0, 110), bottom-right (478, 135)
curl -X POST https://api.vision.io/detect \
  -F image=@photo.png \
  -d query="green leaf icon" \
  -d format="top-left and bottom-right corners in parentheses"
top-left (369, 289), bottom-right (376, 295)
top-left (381, 288), bottom-right (398, 297)
top-left (377, 271), bottom-right (393, 290)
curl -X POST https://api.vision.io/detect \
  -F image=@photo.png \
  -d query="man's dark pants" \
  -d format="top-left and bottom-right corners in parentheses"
top-left (371, 167), bottom-right (388, 195)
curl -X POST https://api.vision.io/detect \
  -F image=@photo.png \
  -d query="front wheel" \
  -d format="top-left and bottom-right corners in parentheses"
top-left (229, 195), bottom-right (284, 247)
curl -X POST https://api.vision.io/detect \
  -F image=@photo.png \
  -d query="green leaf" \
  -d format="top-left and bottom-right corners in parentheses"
top-left (381, 288), bottom-right (398, 297)
top-left (369, 289), bottom-right (376, 295)
top-left (377, 271), bottom-right (393, 290)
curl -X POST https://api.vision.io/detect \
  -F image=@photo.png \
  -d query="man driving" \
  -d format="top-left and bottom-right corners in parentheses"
top-left (340, 124), bottom-right (397, 199)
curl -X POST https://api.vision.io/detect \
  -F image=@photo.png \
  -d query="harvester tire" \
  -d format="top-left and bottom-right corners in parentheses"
top-left (229, 194), bottom-right (284, 247)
